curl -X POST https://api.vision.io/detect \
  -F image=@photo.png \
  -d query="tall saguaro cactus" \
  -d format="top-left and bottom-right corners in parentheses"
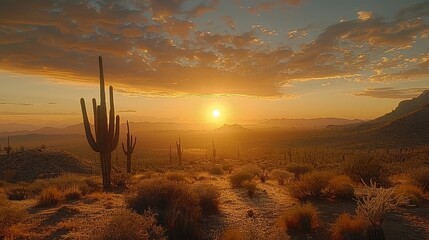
top-left (122, 120), bottom-right (136, 173)
top-left (80, 56), bottom-right (120, 192)
top-left (176, 137), bottom-right (183, 164)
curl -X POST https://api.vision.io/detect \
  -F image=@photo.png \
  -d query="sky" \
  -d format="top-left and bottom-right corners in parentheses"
top-left (0, 0), bottom-right (428, 127)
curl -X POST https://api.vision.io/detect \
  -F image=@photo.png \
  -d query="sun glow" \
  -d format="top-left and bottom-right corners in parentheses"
top-left (212, 109), bottom-right (220, 118)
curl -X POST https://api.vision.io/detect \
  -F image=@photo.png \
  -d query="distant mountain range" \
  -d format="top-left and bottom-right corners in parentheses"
top-left (254, 118), bottom-right (364, 129)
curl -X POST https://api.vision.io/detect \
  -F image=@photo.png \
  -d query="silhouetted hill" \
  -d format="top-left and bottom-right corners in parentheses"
top-left (215, 124), bottom-right (249, 133)
top-left (0, 150), bottom-right (91, 182)
top-left (373, 90), bottom-right (429, 123)
top-left (255, 118), bottom-right (364, 129)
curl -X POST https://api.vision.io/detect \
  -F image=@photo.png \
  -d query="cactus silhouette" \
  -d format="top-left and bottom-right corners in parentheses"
top-left (122, 120), bottom-right (136, 173)
top-left (212, 139), bottom-right (216, 161)
top-left (176, 137), bottom-right (183, 164)
top-left (80, 56), bottom-right (120, 192)
top-left (3, 136), bottom-right (12, 155)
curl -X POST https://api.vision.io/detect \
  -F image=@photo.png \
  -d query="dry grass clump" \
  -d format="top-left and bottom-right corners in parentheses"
top-left (222, 163), bottom-right (234, 173)
top-left (278, 203), bottom-right (320, 234)
top-left (409, 168), bottom-right (429, 192)
top-left (344, 158), bottom-right (387, 186)
top-left (126, 178), bottom-right (202, 240)
top-left (290, 171), bottom-right (332, 200)
top-left (95, 209), bottom-right (165, 240)
top-left (63, 185), bottom-right (82, 201)
top-left (111, 171), bottom-right (131, 188)
top-left (229, 170), bottom-right (254, 188)
top-left (330, 213), bottom-right (366, 240)
top-left (194, 183), bottom-right (220, 215)
top-left (326, 175), bottom-right (355, 200)
top-left (395, 184), bottom-right (423, 207)
top-left (209, 166), bottom-right (224, 175)
top-left (285, 163), bottom-right (313, 179)
top-left (241, 180), bottom-right (257, 197)
top-left (241, 164), bottom-right (262, 176)
top-left (37, 187), bottom-right (64, 208)
top-left (0, 204), bottom-right (28, 238)
top-left (271, 169), bottom-right (293, 185)
top-left (26, 174), bottom-right (101, 196)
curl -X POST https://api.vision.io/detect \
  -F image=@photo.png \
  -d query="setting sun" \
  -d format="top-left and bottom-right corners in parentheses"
top-left (212, 109), bottom-right (220, 118)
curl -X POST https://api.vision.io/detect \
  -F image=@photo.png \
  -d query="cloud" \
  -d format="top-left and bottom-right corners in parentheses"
top-left (357, 11), bottom-right (374, 21)
top-left (0, 101), bottom-right (34, 106)
top-left (222, 16), bottom-right (236, 30)
top-left (0, 1), bottom-right (428, 98)
top-left (395, 1), bottom-right (429, 20)
top-left (248, 0), bottom-right (301, 14)
top-left (287, 24), bottom-right (312, 39)
top-left (353, 87), bottom-right (429, 99)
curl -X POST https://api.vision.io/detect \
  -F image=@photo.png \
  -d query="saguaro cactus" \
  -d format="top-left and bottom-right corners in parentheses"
top-left (80, 56), bottom-right (120, 192)
top-left (176, 137), bottom-right (183, 164)
top-left (122, 120), bottom-right (136, 173)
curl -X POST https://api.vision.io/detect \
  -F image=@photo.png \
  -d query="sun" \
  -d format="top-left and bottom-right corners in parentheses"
top-left (212, 109), bottom-right (220, 118)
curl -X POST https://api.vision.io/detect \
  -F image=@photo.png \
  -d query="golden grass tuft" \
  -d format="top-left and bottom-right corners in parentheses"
top-left (290, 171), bottom-right (332, 199)
top-left (327, 175), bottom-right (355, 200)
top-left (37, 187), bottom-right (64, 208)
top-left (330, 213), bottom-right (366, 240)
top-left (395, 184), bottom-right (423, 206)
top-left (241, 180), bottom-right (257, 197)
top-left (278, 203), bottom-right (320, 234)
top-left (271, 169), bottom-right (293, 185)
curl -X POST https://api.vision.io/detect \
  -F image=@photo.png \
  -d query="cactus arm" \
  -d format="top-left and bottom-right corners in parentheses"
top-left (111, 115), bottom-right (120, 151)
top-left (108, 86), bottom-right (115, 141)
top-left (122, 142), bottom-right (127, 154)
top-left (80, 98), bottom-right (99, 152)
top-left (131, 136), bottom-right (137, 153)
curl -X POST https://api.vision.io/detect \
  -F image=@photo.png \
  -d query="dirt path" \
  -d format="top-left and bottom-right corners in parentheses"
top-left (202, 176), bottom-right (297, 238)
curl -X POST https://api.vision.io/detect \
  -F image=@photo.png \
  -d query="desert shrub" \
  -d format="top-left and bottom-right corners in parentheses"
top-left (285, 163), bottom-right (313, 178)
top-left (2, 169), bottom-right (16, 183)
top-left (111, 171), bottom-right (131, 188)
top-left (241, 180), bottom-right (257, 197)
top-left (95, 209), bottom-right (165, 240)
top-left (344, 158), bottom-right (387, 186)
top-left (271, 169), bottom-right (293, 185)
top-left (331, 213), bottom-right (366, 240)
top-left (278, 203), bottom-right (320, 234)
top-left (0, 205), bottom-right (28, 238)
top-left (194, 184), bottom-right (220, 215)
top-left (209, 166), bottom-right (223, 175)
top-left (37, 187), bottom-right (64, 208)
top-left (356, 181), bottom-right (408, 228)
top-left (63, 185), bottom-right (82, 201)
top-left (241, 164), bottom-right (262, 176)
top-left (164, 171), bottom-right (187, 182)
top-left (222, 163), bottom-right (234, 173)
top-left (327, 175), bottom-right (355, 200)
top-left (6, 185), bottom-right (29, 200)
top-left (126, 179), bottom-right (202, 240)
top-left (409, 168), bottom-right (429, 191)
top-left (290, 171), bottom-right (332, 200)
top-left (395, 184), bottom-right (423, 207)
top-left (84, 176), bottom-right (102, 193)
top-left (230, 171), bottom-right (254, 188)
top-left (258, 171), bottom-right (268, 183)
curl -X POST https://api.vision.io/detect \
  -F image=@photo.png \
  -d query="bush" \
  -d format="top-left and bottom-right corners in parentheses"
top-left (395, 184), bottom-right (423, 207)
top-left (209, 166), bottom-right (224, 175)
top-left (222, 163), bottom-right (234, 173)
top-left (164, 172), bottom-right (187, 182)
top-left (6, 185), bottom-right (29, 200)
top-left (271, 169), bottom-right (293, 185)
top-left (331, 213), bottom-right (366, 240)
top-left (278, 203), bottom-right (320, 234)
top-left (95, 209), bottom-right (165, 240)
top-left (63, 185), bottom-right (82, 201)
top-left (230, 171), bottom-right (254, 188)
top-left (241, 180), bottom-right (257, 197)
top-left (241, 164), bottom-right (262, 176)
top-left (285, 164), bottom-right (313, 179)
top-left (290, 171), bottom-right (332, 200)
top-left (409, 168), bottom-right (429, 192)
top-left (345, 158), bottom-right (387, 186)
top-left (327, 175), bottom-right (355, 200)
top-left (37, 187), bottom-right (64, 208)
top-left (126, 179), bottom-right (202, 240)
top-left (194, 184), bottom-right (220, 215)
top-left (111, 171), bottom-right (131, 188)
top-left (0, 205), bottom-right (28, 238)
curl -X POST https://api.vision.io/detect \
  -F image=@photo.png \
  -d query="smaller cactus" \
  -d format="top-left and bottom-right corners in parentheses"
top-left (122, 121), bottom-right (136, 173)
top-left (176, 137), bottom-right (183, 164)
top-left (3, 136), bottom-right (12, 155)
